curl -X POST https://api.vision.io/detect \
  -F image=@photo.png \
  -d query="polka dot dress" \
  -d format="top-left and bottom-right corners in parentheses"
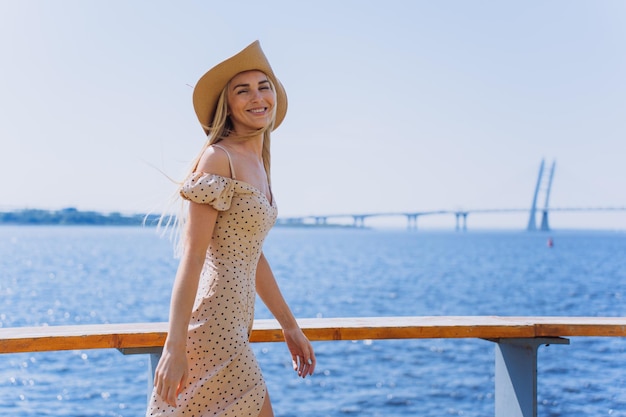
top-left (146, 171), bottom-right (277, 417)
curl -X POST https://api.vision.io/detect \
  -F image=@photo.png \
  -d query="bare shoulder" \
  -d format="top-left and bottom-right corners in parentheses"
top-left (196, 145), bottom-right (232, 178)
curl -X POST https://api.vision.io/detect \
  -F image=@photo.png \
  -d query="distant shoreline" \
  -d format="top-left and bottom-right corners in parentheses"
top-left (0, 208), bottom-right (154, 226)
top-left (0, 208), bottom-right (356, 228)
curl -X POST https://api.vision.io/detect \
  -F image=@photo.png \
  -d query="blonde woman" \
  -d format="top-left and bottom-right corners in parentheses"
top-left (147, 41), bottom-right (315, 417)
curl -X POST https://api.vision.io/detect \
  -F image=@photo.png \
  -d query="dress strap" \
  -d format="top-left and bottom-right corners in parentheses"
top-left (212, 144), bottom-right (237, 179)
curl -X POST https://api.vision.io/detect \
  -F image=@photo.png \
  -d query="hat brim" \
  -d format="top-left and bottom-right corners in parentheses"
top-left (192, 41), bottom-right (287, 135)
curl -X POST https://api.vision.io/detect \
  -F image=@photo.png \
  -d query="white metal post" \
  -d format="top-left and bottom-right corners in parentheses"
top-left (493, 337), bottom-right (569, 417)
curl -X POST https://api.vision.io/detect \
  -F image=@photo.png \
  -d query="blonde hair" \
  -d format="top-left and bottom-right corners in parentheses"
top-left (157, 75), bottom-right (278, 255)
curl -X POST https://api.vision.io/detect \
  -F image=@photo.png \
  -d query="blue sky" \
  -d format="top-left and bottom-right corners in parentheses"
top-left (1, 1), bottom-right (625, 230)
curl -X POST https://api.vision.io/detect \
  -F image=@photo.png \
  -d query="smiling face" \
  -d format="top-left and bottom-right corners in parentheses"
top-left (226, 70), bottom-right (276, 135)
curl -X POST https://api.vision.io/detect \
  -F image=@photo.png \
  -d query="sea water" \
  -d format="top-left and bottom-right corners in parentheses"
top-left (0, 226), bottom-right (625, 416)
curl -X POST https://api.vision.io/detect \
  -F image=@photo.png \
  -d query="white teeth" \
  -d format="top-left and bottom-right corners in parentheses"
top-left (249, 108), bottom-right (265, 114)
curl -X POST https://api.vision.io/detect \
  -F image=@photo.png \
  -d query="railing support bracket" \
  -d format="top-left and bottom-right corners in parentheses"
top-left (487, 337), bottom-right (569, 417)
top-left (118, 347), bottom-right (163, 403)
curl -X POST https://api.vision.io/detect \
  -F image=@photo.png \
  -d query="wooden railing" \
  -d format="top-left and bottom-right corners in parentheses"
top-left (2, 316), bottom-right (626, 417)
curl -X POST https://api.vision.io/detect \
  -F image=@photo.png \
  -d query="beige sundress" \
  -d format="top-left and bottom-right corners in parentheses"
top-left (146, 145), bottom-right (277, 417)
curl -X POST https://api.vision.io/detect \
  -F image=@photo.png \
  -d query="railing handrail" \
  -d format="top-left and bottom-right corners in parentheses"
top-left (3, 316), bottom-right (626, 417)
top-left (2, 315), bottom-right (626, 354)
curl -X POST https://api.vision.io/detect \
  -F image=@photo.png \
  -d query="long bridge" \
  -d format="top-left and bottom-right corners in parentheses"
top-left (278, 160), bottom-right (626, 231)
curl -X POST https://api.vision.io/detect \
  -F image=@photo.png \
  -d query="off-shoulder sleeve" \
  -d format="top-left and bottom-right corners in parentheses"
top-left (179, 172), bottom-right (235, 211)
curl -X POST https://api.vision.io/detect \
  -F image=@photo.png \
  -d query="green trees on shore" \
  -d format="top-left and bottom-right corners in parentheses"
top-left (0, 207), bottom-right (159, 226)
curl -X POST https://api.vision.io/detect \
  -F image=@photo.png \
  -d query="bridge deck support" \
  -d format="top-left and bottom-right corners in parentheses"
top-left (539, 210), bottom-right (550, 231)
top-left (406, 214), bottom-right (418, 230)
top-left (352, 215), bottom-right (366, 228)
top-left (455, 213), bottom-right (468, 231)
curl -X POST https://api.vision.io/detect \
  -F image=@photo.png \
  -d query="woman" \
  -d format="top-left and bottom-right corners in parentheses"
top-left (147, 41), bottom-right (316, 417)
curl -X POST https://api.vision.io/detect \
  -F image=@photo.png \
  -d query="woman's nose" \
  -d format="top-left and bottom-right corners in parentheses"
top-left (251, 89), bottom-right (263, 101)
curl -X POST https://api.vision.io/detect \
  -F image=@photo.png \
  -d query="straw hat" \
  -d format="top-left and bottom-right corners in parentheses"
top-left (192, 40), bottom-right (287, 135)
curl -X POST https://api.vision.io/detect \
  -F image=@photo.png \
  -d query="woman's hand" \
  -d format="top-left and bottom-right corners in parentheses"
top-left (153, 344), bottom-right (189, 407)
top-left (283, 327), bottom-right (316, 378)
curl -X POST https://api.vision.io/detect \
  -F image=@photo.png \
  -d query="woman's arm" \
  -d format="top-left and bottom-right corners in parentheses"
top-left (256, 253), bottom-right (316, 377)
top-left (153, 147), bottom-right (231, 407)
top-left (153, 203), bottom-right (218, 406)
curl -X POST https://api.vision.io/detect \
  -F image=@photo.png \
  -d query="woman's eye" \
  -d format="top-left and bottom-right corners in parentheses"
top-left (236, 89), bottom-right (248, 95)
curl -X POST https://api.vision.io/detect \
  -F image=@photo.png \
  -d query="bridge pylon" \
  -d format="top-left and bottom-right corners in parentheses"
top-left (527, 159), bottom-right (556, 231)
